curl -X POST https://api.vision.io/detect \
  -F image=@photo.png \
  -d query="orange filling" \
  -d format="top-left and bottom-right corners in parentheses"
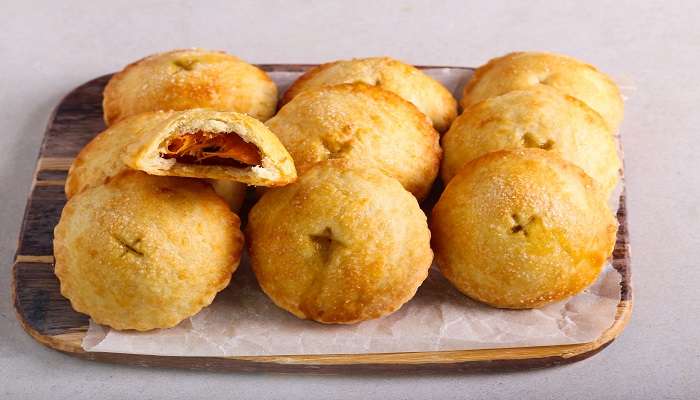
top-left (162, 131), bottom-right (262, 167)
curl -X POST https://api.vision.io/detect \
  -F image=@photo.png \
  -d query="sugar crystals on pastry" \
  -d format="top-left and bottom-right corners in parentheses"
top-left (247, 160), bottom-right (434, 324)
top-left (266, 83), bottom-right (441, 200)
top-left (53, 171), bottom-right (244, 331)
top-left (102, 49), bottom-right (278, 125)
top-left (282, 57), bottom-right (457, 132)
top-left (65, 111), bottom-right (175, 198)
top-left (123, 109), bottom-right (296, 186)
top-left (431, 149), bottom-right (618, 309)
top-left (442, 86), bottom-right (621, 195)
top-left (209, 180), bottom-right (248, 212)
top-left (65, 110), bottom-right (267, 210)
top-left (461, 51), bottom-right (624, 130)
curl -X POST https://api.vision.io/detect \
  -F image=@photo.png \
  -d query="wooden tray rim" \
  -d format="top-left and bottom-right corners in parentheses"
top-left (11, 64), bottom-right (633, 372)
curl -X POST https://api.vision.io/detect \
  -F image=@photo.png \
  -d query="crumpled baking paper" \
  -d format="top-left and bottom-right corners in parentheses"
top-left (82, 67), bottom-right (625, 356)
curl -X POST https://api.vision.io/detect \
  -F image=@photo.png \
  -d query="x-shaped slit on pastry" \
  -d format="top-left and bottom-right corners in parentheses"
top-left (320, 129), bottom-right (354, 158)
top-left (310, 227), bottom-right (344, 263)
top-left (510, 213), bottom-right (539, 237)
top-left (522, 132), bottom-right (555, 150)
top-left (112, 234), bottom-right (144, 257)
top-left (172, 58), bottom-right (199, 71)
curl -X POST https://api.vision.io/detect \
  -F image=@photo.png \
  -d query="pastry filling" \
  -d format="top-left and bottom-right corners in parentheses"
top-left (161, 131), bottom-right (262, 168)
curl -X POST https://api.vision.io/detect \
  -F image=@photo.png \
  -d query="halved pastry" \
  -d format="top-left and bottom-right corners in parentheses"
top-left (103, 49), bottom-right (278, 125)
top-left (66, 111), bottom-right (248, 211)
top-left (123, 109), bottom-right (297, 186)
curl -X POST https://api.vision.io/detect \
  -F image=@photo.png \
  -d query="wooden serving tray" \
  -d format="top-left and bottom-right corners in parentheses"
top-left (12, 65), bottom-right (632, 372)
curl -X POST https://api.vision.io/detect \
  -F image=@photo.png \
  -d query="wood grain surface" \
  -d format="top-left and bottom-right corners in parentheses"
top-left (11, 65), bottom-right (632, 372)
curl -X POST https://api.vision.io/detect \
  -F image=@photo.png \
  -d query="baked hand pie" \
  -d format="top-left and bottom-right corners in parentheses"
top-left (282, 57), bottom-right (457, 132)
top-left (247, 160), bottom-right (433, 324)
top-left (461, 52), bottom-right (624, 130)
top-left (102, 49), bottom-right (278, 125)
top-left (123, 109), bottom-right (296, 186)
top-left (54, 171), bottom-right (244, 331)
top-left (266, 83), bottom-right (441, 200)
top-left (65, 111), bottom-right (175, 198)
top-left (65, 111), bottom-right (267, 210)
top-left (431, 149), bottom-right (617, 309)
top-left (442, 86), bottom-right (621, 195)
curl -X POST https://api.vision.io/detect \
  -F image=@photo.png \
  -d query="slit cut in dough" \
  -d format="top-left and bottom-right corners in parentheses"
top-left (102, 49), bottom-right (278, 126)
top-left (123, 109), bottom-right (297, 186)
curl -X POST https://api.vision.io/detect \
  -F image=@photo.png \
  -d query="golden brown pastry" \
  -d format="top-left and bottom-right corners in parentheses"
top-left (209, 180), bottom-right (247, 212)
top-left (247, 160), bottom-right (433, 324)
top-left (65, 110), bottom-right (273, 209)
top-left (266, 83), bottom-right (441, 200)
top-left (431, 149), bottom-right (617, 309)
top-left (65, 111), bottom-right (175, 199)
top-left (282, 57), bottom-right (457, 132)
top-left (54, 171), bottom-right (243, 331)
top-left (103, 49), bottom-right (277, 125)
top-left (123, 109), bottom-right (296, 186)
top-left (461, 52), bottom-right (624, 130)
top-left (442, 86), bottom-right (621, 195)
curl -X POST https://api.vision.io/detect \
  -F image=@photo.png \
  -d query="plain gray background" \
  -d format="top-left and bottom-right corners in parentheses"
top-left (1, 1), bottom-right (698, 399)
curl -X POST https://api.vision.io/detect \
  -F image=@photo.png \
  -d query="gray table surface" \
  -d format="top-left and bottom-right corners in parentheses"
top-left (1, 1), bottom-right (698, 399)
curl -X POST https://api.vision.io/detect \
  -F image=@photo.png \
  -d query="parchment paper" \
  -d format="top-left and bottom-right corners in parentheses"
top-left (82, 67), bottom-right (625, 356)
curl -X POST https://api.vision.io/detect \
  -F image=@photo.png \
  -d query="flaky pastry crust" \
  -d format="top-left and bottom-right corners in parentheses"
top-left (54, 171), bottom-right (244, 331)
top-left (65, 111), bottom-right (175, 198)
top-left (266, 83), bottom-right (441, 200)
top-left (442, 86), bottom-right (621, 195)
top-left (247, 160), bottom-right (433, 324)
top-left (103, 49), bottom-right (277, 125)
top-left (431, 149), bottom-right (618, 309)
top-left (461, 52), bottom-right (624, 130)
top-left (282, 57), bottom-right (457, 132)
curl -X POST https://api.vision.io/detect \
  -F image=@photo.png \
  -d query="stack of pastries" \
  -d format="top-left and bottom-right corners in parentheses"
top-left (53, 49), bottom-right (622, 331)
